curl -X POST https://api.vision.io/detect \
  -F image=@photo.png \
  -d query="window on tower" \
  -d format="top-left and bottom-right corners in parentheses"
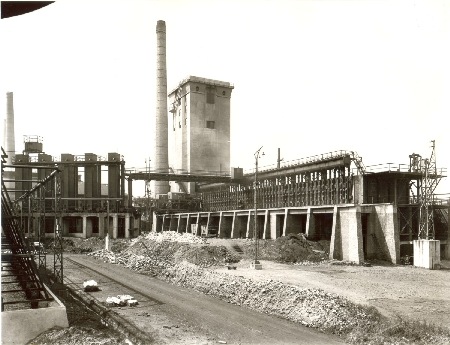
top-left (206, 91), bottom-right (215, 104)
top-left (206, 121), bottom-right (215, 129)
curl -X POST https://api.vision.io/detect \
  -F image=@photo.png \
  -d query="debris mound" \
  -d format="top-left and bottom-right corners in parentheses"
top-left (243, 233), bottom-right (329, 263)
top-left (88, 231), bottom-right (239, 271)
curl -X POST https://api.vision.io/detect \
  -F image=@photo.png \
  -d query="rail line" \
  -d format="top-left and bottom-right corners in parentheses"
top-left (65, 257), bottom-right (162, 306)
top-left (62, 255), bottom-right (345, 345)
top-left (63, 257), bottom-right (159, 343)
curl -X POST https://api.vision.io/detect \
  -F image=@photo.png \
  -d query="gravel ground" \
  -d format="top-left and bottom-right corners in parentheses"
top-left (31, 232), bottom-right (450, 344)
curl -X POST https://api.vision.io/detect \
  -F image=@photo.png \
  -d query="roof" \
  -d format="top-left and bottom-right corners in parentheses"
top-left (169, 75), bottom-right (234, 95)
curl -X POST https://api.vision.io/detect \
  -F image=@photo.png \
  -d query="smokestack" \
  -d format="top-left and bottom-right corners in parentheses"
top-left (154, 20), bottom-right (170, 195)
top-left (3, 92), bottom-right (16, 199)
top-left (5, 92), bottom-right (16, 165)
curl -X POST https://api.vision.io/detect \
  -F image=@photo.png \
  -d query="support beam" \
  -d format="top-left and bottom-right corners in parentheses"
top-left (305, 208), bottom-right (315, 239)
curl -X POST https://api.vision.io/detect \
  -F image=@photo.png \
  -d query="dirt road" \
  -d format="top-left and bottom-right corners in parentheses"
top-left (66, 254), bottom-right (344, 345)
top-left (212, 256), bottom-right (450, 330)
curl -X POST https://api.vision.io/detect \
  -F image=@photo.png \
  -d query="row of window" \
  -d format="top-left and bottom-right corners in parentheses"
top-left (173, 118), bottom-right (216, 131)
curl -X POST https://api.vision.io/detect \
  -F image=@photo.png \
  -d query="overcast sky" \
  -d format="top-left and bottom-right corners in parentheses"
top-left (1, 0), bottom-right (449, 197)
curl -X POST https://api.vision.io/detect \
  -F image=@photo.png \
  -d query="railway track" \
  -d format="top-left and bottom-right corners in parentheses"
top-left (63, 257), bottom-right (161, 343)
top-left (62, 254), bottom-right (345, 345)
top-left (65, 257), bottom-right (162, 306)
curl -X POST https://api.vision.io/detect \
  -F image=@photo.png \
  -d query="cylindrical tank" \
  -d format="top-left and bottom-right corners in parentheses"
top-left (84, 153), bottom-right (98, 211)
top-left (108, 152), bottom-right (121, 212)
top-left (154, 20), bottom-right (170, 195)
top-left (61, 154), bottom-right (78, 211)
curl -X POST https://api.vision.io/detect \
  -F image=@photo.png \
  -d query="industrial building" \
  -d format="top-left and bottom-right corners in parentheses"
top-left (154, 149), bottom-right (448, 266)
top-left (168, 76), bottom-right (233, 194)
top-left (3, 130), bottom-right (138, 240)
top-left (2, 19), bottom-right (448, 266)
top-left (2, 15), bottom-right (448, 345)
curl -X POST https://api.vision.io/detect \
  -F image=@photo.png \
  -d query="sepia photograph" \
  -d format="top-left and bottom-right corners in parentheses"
top-left (1, 0), bottom-right (449, 344)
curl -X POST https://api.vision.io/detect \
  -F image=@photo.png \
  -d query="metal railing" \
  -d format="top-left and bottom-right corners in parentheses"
top-left (244, 150), bottom-right (352, 174)
top-left (125, 166), bottom-right (231, 177)
top-left (362, 163), bottom-right (447, 176)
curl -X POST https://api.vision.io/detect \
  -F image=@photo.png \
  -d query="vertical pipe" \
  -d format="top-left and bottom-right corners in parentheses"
top-left (277, 148), bottom-right (281, 169)
top-left (154, 20), bottom-right (170, 195)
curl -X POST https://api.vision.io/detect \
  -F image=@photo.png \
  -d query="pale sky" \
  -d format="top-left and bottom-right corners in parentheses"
top-left (1, 0), bottom-right (449, 197)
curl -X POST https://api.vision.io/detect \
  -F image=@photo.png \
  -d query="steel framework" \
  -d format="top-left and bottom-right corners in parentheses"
top-left (418, 140), bottom-right (441, 239)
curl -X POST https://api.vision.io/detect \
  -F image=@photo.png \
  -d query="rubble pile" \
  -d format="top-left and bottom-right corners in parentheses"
top-left (173, 245), bottom-right (240, 267)
top-left (88, 249), bottom-right (117, 263)
top-left (162, 261), bottom-right (378, 335)
top-left (142, 231), bottom-right (208, 244)
top-left (243, 233), bottom-right (329, 263)
top-left (86, 232), bottom-right (379, 337)
top-left (89, 232), bottom-right (239, 269)
top-left (45, 237), bottom-right (131, 254)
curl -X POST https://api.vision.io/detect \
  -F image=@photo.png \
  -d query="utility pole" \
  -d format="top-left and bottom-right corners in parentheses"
top-left (251, 146), bottom-right (264, 270)
top-left (277, 148), bottom-right (283, 169)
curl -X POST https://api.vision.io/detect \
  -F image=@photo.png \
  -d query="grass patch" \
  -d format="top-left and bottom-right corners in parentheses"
top-left (345, 314), bottom-right (450, 345)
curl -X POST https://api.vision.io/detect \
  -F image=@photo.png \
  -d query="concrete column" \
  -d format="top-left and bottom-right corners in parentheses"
top-left (329, 206), bottom-right (342, 260)
top-left (82, 215), bottom-right (87, 239)
top-left (127, 179), bottom-right (133, 208)
top-left (282, 208), bottom-right (288, 236)
top-left (85, 217), bottom-right (93, 238)
top-left (178, 215), bottom-right (183, 232)
top-left (269, 213), bottom-right (278, 239)
top-left (206, 213), bottom-right (212, 236)
top-left (152, 213), bottom-right (161, 232)
top-left (98, 216), bottom-right (105, 238)
top-left (195, 213), bottom-right (201, 236)
top-left (339, 206), bottom-right (363, 263)
top-left (305, 208), bottom-right (316, 239)
top-left (246, 210), bottom-right (253, 238)
top-left (112, 215), bottom-right (118, 239)
top-left (169, 215), bottom-right (178, 231)
top-left (218, 212), bottom-right (225, 238)
top-left (263, 210), bottom-right (270, 239)
top-left (162, 215), bottom-right (167, 231)
top-left (125, 214), bottom-right (130, 238)
top-left (186, 214), bottom-right (193, 233)
top-left (353, 175), bottom-right (364, 204)
top-left (368, 204), bottom-right (399, 263)
top-left (231, 212), bottom-right (239, 238)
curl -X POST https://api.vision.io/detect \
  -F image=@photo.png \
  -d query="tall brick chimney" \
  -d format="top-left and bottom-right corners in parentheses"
top-left (154, 20), bottom-right (170, 196)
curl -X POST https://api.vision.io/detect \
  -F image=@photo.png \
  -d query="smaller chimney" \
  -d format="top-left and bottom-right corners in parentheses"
top-left (5, 92), bottom-right (16, 165)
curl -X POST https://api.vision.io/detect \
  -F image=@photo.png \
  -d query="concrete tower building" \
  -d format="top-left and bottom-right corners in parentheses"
top-left (153, 20), bottom-right (170, 196)
top-left (168, 76), bottom-right (234, 193)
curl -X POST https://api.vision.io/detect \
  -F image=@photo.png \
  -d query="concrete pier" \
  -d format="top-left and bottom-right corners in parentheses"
top-left (414, 239), bottom-right (441, 269)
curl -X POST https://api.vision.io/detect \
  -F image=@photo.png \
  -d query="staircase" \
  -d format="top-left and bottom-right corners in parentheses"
top-left (350, 151), bottom-right (366, 175)
top-left (1, 148), bottom-right (51, 311)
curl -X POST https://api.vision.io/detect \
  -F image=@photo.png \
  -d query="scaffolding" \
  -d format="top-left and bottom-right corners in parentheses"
top-left (418, 140), bottom-right (441, 239)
